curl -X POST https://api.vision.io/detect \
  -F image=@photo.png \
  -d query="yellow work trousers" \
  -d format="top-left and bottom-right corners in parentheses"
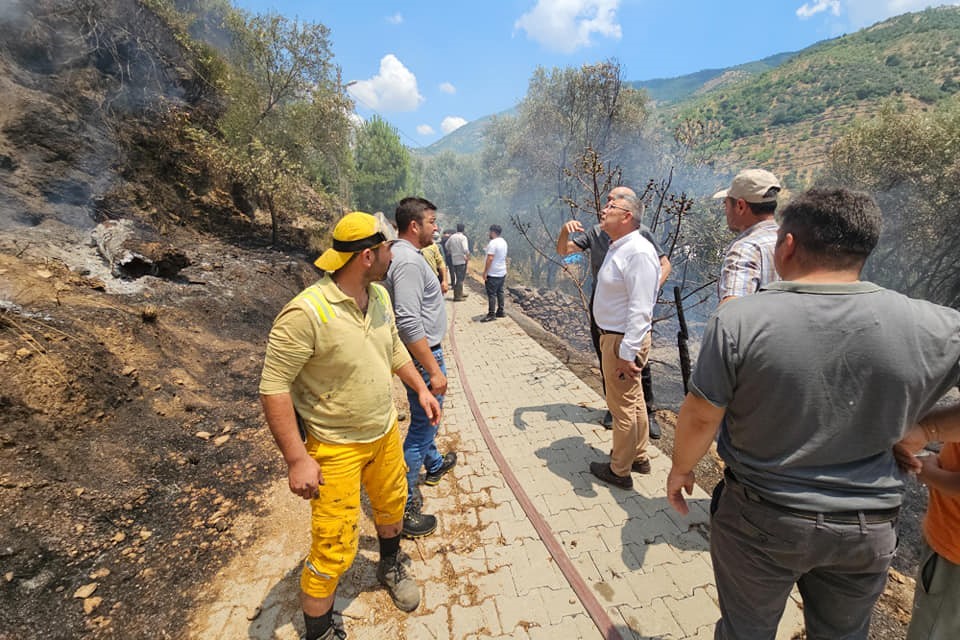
top-left (300, 420), bottom-right (407, 598)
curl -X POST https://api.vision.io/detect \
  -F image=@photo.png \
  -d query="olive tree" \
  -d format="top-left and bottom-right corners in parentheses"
top-left (821, 97), bottom-right (960, 307)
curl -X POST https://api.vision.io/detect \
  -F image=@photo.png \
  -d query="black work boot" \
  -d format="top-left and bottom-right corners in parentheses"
top-left (589, 461), bottom-right (633, 489)
top-left (301, 621), bottom-right (346, 640)
top-left (424, 452), bottom-right (457, 486)
top-left (401, 488), bottom-right (437, 538)
top-left (648, 411), bottom-right (661, 440)
top-left (401, 510), bottom-right (437, 538)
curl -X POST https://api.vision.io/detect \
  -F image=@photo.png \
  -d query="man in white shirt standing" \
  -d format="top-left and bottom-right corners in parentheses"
top-left (444, 223), bottom-right (470, 301)
top-left (481, 224), bottom-right (508, 322)
top-left (589, 194), bottom-right (661, 489)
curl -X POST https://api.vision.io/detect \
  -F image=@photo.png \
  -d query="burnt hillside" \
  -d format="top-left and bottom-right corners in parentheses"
top-left (0, 2), bottom-right (321, 637)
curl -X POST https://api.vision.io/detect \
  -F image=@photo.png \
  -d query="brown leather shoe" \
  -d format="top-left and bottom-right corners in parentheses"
top-left (631, 459), bottom-right (651, 474)
top-left (589, 461), bottom-right (633, 489)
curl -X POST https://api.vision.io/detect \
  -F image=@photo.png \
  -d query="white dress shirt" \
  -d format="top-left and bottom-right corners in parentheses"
top-left (593, 230), bottom-right (661, 361)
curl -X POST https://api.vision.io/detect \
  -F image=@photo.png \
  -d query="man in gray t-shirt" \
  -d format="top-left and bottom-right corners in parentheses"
top-left (383, 197), bottom-right (458, 540)
top-left (668, 188), bottom-right (960, 640)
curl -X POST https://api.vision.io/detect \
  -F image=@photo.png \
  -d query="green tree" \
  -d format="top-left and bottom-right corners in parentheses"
top-left (222, 11), bottom-right (337, 137)
top-left (821, 96), bottom-right (960, 306)
top-left (217, 9), bottom-right (351, 244)
top-left (417, 151), bottom-right (482, 226)
top-left (480, 60), bottom-right (653, 284)
top-left (353, 115), bottom-right (411, 214)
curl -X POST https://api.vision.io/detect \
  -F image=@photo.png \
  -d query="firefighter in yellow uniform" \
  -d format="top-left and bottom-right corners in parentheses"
top-left (259, 212), bottom-right (441, 640)
top-left (420, 231), bottom-right (448, 294)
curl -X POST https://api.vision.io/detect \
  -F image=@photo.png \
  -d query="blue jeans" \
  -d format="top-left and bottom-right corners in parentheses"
top-left (485, 275), bottom-right (505, 315)
top-left (403, 346), bottom-right (446, 505)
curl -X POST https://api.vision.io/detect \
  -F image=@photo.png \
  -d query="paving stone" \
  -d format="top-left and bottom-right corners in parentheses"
top-left (630, 538), bottom-right (684, 568)
top-left (557, 527), bottom-right (609, 558)
top-left (195, 297), bottom-right (803, 640)
top-left (621, 563), bottom-right (679, 606)
top-left (615, 597), bottom-right (686, 639)
top-left (662, 556), bottom-right (714, 598)
top-left (526, 613), bottom-right (605, 640)
top-left (534, 586), bottom-right (588, 625)
top-left (349, 620), bottom-right (400, 640)
top-left (494, 516), bottom-right (537, 544)
top-left (541, 487), bottom-right (588, 515)
top-left (664, 588), bottom-right (721, 637)
top-left (567, 504), bottom-right (618, 531)
top-left (494, 589), bottom-right (544, 633)
top-left (405, 604), bottom-right (450, 640)
top-left (450, 598), bottom-right (501, 638)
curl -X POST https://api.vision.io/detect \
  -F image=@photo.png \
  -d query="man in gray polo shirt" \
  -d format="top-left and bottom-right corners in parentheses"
top-left (667, 188), bottom-right (960, 639)
top-left (383, 197), bottom-right (458, 539)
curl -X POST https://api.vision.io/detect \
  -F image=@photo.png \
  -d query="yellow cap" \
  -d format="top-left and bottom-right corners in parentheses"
top-left (313, 212), bottom-right (388, 272)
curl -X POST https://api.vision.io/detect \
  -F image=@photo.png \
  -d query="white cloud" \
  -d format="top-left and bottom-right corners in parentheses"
top-left (441, 116), bottom-right (468, 134)
top-left (439, 82), bottom-right (457, 94)
top-left (348, 113), bottom-right (365, 129)
top-left (386, 13), bottom-right (403, 25)
top-left (417, 124), bottom-right (435, 135)
top-left (515, 0), bottom-right (621, 54)
top-left (796, 0), bottom-right (840, 19)
top-left (847, 1), bottom-right (960, 27)
top-left (347, 54), bottom-right (424, 112)
top-left (799, 1), bottom-right (960, 27)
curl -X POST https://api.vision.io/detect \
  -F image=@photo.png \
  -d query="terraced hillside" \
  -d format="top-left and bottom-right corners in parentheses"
top-left (668, 6), bottom-right (960, 185)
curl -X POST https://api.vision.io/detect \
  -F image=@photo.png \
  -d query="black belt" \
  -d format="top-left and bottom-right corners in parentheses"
top-left (598, 328), bottom-right (624, 336)
top-left (724, 469), bottom-right (899, 524)
top-left (430, 343), bottom-right (442, 351)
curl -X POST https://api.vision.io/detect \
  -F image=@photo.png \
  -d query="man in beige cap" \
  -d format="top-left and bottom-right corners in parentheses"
top-left (713, 169), bottom-right (782, 303)
top-left (259, 211), bottom-right (441, 640)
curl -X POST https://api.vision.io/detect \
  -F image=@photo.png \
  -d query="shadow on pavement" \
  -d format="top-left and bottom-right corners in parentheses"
top-left (534, 435), bottom-right (711, 570)
top-left (513, 401), bottom-right (604, 432)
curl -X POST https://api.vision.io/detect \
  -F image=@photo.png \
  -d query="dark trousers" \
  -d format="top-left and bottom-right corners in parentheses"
top-left (452, 263), bottom-right (467, 298)
top-left (485, 275), bottom-right (505, 315)
top-left (711, 474), bottom-right (897, 639)
top-left (589, 294), bottom-right (655, 407)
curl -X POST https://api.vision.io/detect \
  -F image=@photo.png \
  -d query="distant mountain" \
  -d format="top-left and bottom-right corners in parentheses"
top-left (417, 110), bottom-right (511, 157)
top-left (418, 6), bottom-right (960, 187)
top-left (669, 5), bottom-right (960, 186)
top-left (418, 53), bottom-right (797, 158)
top-left (629, 51), bottom-right (798, 105)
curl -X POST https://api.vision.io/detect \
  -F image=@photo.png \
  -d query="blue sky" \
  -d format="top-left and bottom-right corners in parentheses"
top-left (232, 0), bottom-right (959, 148)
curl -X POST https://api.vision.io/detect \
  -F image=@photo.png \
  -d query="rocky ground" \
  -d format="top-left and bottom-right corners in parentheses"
top-left (0, 219), bottom-right (317, 639)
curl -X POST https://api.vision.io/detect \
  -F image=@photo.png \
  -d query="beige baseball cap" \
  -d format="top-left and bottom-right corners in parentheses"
top-left (713, 169), bottom-right (782, 204)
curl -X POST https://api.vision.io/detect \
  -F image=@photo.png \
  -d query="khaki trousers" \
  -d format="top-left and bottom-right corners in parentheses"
top-left (599, 332), bottom-right (650, 476)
